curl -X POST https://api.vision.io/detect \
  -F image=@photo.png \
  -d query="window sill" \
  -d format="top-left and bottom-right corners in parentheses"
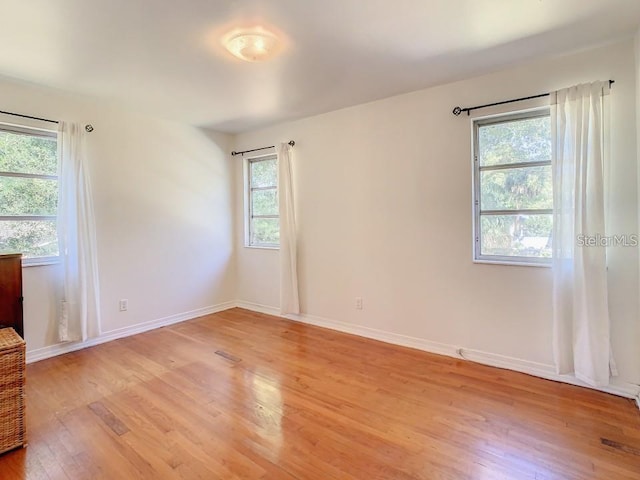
top-left (244, 245), bottom-right (280, 251)
top-left (473, 258), bottom-right (551, 268)
top-left (22, 258), bottom-right (61, 268)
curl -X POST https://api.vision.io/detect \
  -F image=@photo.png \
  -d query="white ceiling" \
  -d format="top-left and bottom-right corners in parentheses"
top-left (1, 0), bottom-right (639, 133)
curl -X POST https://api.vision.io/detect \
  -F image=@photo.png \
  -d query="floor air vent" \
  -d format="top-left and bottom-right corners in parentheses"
top-left (214, 350), bottom-right (241, 363)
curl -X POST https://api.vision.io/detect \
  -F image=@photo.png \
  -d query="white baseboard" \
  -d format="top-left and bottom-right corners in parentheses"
top-left (26, 301), bottom-right (236, 364)
top-left (235, 301), bottom-right (282, 318)
top-left (235, 301), bottom-right (640, 401)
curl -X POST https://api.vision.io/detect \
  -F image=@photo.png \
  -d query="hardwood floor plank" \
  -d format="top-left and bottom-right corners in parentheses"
top-left (88, 402), bottom-right (130, 436)
top-left (1, 308), bottom-right (639, 479)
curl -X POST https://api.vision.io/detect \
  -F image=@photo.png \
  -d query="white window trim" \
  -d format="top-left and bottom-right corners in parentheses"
top-left (472, 108), bottom-right (552, 267)
top-left (244, 153), bottom-right (280, 249)
top-left (0, 122), bottom-right (60, 263)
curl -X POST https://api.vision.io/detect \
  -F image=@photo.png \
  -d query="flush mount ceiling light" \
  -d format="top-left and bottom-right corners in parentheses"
top-left (222, 27), bottom-right (279, 62)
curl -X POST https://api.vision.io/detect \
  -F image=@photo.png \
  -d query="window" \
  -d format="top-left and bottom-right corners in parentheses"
top-left (473, 110), bottom-right (552, 265)
top-left (0, 123), bottom-right (59, 264)
top-left (246, 154), bottom-right (279, 247)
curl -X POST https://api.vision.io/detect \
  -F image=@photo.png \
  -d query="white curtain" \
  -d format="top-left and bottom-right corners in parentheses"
top-left (552, 81), bottom-right (612, 387)
top-left (278, 142), bottom-right (300, 315)
top-left (57, 122), bottom-right (102, 342)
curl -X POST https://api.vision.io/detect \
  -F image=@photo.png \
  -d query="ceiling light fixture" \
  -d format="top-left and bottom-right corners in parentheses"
top-left (222, 27), bottom-right (279, 62)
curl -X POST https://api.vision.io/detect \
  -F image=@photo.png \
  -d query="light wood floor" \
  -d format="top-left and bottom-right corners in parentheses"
top-left (1, 308), bottom-right (639, 479)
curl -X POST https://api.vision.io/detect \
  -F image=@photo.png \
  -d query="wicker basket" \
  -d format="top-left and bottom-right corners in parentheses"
top-left (0, 327), bottom-right (26, 455)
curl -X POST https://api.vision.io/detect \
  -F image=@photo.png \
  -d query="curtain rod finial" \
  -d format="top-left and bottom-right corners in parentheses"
top-left (85, 124), bottom-right (94, 132)
top-left (452, 107), bottom-right (462, 116)
top-left (288, 140), bottom-right (295, 147)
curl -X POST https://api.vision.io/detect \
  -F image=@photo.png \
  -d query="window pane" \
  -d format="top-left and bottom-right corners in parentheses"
top-left (480, 165), bottom-right (552, 211)
top-left (251, 189), bottom-right (278, 216)
top-left (478, 116), bottom-right (551, 166)
top-left (0, 220), bottom-right (59, 258)
top-left (0, 130), bottom-right (57, 175)
top-left (480, 214), bottom-right (552, 258)
top-left (250, 159), bottom-right (277, 188)
top-left (0, 177), bottom-right (58, 215)
top-left (251, 218), bottom-right (279, 245)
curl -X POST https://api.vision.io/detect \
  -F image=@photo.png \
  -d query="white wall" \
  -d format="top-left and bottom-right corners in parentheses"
top-left (234, 39), bottom-right (640, 389)
top-left (0, 77), bottom-right (236, 354)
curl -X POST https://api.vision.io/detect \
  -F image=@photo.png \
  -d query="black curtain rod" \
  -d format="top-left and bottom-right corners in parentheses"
top-left (0, 109), bottom-right (58, 124)
top-left (231, 140), bottom-right (295, 156)
top-left (452, 80), bottom-right (615, 116)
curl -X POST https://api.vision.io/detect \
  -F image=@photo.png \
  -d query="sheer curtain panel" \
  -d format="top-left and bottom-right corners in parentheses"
top-left (57, 122), bottom-right (102, 342)
top-left (278, 142), bottom-right (300, 315)
top-left (551, 81), bottom-right (612, 387)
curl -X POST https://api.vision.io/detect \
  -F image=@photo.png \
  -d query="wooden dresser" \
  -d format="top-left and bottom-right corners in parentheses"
top-left (0, 254), bottom-right (23, 339)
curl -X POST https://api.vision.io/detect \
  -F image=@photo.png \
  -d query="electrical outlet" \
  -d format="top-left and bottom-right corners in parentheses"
top-left (119, 299), bottom-right (128, 312)
top-left (355, 297), bottom-right (363, 310)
